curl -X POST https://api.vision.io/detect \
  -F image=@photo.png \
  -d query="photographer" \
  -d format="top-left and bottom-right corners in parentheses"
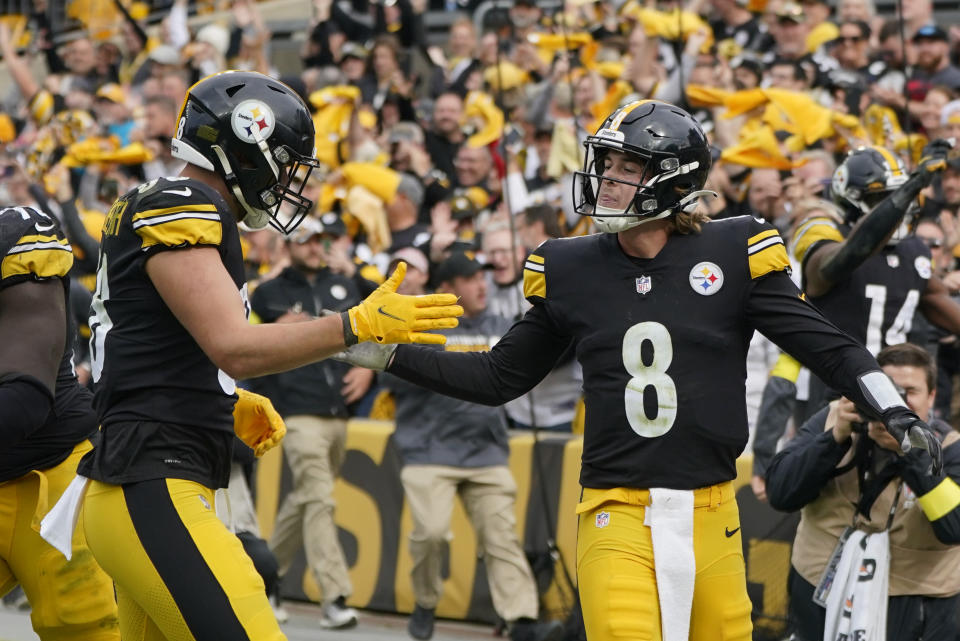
top-left (766, 343), bottom-right (960, 641)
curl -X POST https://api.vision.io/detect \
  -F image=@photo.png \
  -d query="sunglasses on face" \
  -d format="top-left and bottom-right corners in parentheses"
top-left (837, 35), bottom-right (865, 43)
top-left (917, 236), bottom-right (943, 248)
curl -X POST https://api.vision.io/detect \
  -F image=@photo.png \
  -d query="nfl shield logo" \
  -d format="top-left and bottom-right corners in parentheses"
top-left (595, 511), bottom-right (610, 528)
top-left (636, 276), bottom-right (652, 295)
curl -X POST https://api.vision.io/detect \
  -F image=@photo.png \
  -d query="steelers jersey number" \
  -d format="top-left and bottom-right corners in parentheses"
top-left (623, 322), bottom-right (678, 438)
top-left (89, 253), bottom-right (114, 383)
top-left (864, 284), bottom-right (920, 355)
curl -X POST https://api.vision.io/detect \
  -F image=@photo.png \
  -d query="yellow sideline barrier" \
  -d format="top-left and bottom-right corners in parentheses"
top-left (254, 420), bottom-right (799, 637)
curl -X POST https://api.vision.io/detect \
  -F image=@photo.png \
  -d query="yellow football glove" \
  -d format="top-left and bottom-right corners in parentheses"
top-left (345, 261), bottom-right (463, 345)
top-left (232, 388), bottom-right (286, 457)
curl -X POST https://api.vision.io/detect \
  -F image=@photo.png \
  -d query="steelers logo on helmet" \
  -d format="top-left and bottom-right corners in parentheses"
top-left (689, 261), bottom-right (724, 295)
top-left (231, 99), bottom-right (276, 143)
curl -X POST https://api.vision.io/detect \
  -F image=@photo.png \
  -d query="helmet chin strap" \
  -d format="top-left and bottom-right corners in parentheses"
top-left (591, 190), bottom-right (718, 233)
top-left (211, 145), bottom-right (271, 229)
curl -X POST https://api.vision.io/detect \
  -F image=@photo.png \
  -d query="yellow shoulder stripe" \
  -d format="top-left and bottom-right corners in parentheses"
top-left (132, 203), bottom-right (219, 222)
top-left (917, 477), bottom-right (960, 521)
top-left (527, 253), bottom-right (545, 265)
top-left (2, 244), bottom-right (73, 280)
top-left (524, 267), bottom-right (546, 301)
top-left (136, 217), bottom-right (222, 249)
top-left (792, 217), bottom-right (843, 263)
top-left (769, 353), bottom-right (802, 382)
top-left (749, 242), bottom-right (790, 279)
top-left (747, 228), bottom-right (779, 247)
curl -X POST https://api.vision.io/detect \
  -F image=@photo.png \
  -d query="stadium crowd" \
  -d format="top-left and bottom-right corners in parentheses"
top-left (3, 0), bottom-right (960, 639)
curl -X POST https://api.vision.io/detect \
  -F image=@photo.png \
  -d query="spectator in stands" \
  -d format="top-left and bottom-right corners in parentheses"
top-left (426, 91), bottom-right (465, 180)
top-left (911, 26), bottom-right (960, 93)
top-left (766, 343), bottom-right (960, 641)
top-left (251, 214), bottom-right (379, 630)
top-left (139, 95), bottom-right (185, 181)
top-left (381, 252), bottom-right (562, 641)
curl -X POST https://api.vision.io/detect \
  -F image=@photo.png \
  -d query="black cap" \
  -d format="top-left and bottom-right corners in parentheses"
top-left (433, 251), bottom-right (491, 284)
top-left (912, 25), bottom-right (948, 42)
top-left (450, 194), bottom-right (478, 220)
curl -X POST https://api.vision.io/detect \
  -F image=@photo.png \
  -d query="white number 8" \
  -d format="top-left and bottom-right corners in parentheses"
top-left (623, 322), bottom-right (677, 437)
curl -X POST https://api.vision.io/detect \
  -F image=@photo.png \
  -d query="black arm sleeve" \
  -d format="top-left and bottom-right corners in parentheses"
top-left (387, 303), bottom-right (572, 405)
top-left (765, 405), bottom-right (853, 512)
top-left (820, 173), bottom-right (927, 283)
top-left (900, 442), bottom-right (960, 544)
top-left (746, 270), bottom-right (891, 420)
top-left (752, 375), bottom-right (798, 477)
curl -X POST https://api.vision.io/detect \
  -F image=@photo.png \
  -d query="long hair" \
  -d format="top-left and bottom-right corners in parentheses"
top-left (671, 209), bottom-right (711, 235)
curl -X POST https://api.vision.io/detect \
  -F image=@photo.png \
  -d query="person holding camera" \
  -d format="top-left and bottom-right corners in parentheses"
top-left (766, 343), bottom-right (960, 641)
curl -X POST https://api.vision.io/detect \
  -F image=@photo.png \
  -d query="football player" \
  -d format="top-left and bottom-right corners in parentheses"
top-left (753, 143), bottom-right (957, 499)
top-left (68, 71), bottom-right (462, 641)
top-left (0, 205), bottom-right (119, 640)
top-left (335, 100), bottom-right (944, 641)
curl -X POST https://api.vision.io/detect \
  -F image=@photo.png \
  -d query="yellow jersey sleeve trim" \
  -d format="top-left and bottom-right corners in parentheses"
top-left (523, 267), bottom-right (546, 301)
top-left (747, 228), bottom-right (779, 247)
top-left (917, 477), bottom-right (960, 521)
top-left (526, 253), bottom-right (545, 265)
top-left (769, 353), bottom-right (802, 382)
top-left (748, 231), bottom-right (790, 279)
top-left (2, 244), bottom-right (74, 280)
top-left (132, 203), bottom-right (219, 222)
top-left (136, 217), bottom-right (223, 249)
top-left (792, 217), bottom-right (843, 263)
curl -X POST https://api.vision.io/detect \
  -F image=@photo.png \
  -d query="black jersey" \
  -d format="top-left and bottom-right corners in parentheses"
top-left (793, 216), bottom-right (931, 355)
top-left (78, 177), bottom-right (246, 488)
top-left (0, 206), bottom-right (96, 482)
top-left (389, 216), bottom-right (886, 490)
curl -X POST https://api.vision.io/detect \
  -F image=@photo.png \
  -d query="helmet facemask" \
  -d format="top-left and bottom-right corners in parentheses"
top-left (574, 143), bottom-right (713, 233)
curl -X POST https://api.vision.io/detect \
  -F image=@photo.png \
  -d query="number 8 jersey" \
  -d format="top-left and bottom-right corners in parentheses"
top-left (390, 215), bottom-right (893, 490)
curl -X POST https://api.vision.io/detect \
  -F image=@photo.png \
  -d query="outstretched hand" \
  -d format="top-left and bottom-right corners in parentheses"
top-left (346, 262), bottom-right (463, 345)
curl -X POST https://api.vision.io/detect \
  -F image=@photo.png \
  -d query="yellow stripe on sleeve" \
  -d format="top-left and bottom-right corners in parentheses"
top-left (132, 203), bottom-right (219, 222)
top-left (524, 268), bottom-right (546, 301)
top-left (747, 228), bottom-right (779, 247)
top-left (749, 243), bottom-right (791, 279)
top-left (526, 254), bottom-right (544, 264)
top-left (769, 353), bottom-right (802, 382)
top-left (136, 218), bottom-right (223, 249)
top-left (917, 477), bottom-right (960, 521)
top-left (2, 246), bottom-right (74, 280)
top-left (792, 217), bottom-right (843, 263)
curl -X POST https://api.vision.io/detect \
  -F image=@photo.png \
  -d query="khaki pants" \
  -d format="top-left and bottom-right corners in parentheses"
top-left (400, 464), bottom-right (539, 622)
top-left (269, 415), bottom-right (352, 602)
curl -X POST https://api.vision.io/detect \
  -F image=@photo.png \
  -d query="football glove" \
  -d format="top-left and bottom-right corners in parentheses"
top-left (233, 388), bottom-right (286, 457)
top-left (332, 342), bottom-right (398, 371)
top-left (913, 138), bottom-right (953, 187)
top-left (883, 408), bottom-right (943, 475)
top-left (345, 261), bottom-right (463, 345)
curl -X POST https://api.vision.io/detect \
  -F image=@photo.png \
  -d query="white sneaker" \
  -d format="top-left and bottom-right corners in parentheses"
top-left (321, 596), bottom-right (358, 630)
top-left (270, 594), bottom-right (289, 624)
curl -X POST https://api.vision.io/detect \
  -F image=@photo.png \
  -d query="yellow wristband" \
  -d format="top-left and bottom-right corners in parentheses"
top-left (917, 477), bottom-right (960, 521)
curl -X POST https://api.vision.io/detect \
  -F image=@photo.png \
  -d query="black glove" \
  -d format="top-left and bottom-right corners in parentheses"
top-left (883, 408), bottom-right (943, 475)
top-left (914, 138), bottom-right (954, 187)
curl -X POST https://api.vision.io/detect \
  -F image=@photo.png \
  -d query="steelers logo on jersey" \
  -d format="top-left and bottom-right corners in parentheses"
top-left (689, 261), bottom-right (724, 295)
top-left (915, 255), bottom-right (932, 279)
top-left (231, 99), bottom-right (275, 143)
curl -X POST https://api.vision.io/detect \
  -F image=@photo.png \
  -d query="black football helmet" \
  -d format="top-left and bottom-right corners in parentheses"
top-left (171, 70), bottom-right (319, 233)
top-left (831, 145), bottom-right (907, 225)
top-left (573, 100), bottom-right (714, 233)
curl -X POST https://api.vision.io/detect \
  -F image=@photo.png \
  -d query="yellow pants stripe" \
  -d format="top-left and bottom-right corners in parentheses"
top-left (83, 478), bottom-right (285, 641)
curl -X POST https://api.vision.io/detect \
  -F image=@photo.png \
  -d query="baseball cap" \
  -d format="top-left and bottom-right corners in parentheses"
top-left (95, 83), bottom-right (126, 104)
top-left (775, 2), bottom-right (805, 23)
top-left (912, 25), bottom-right (948, 42)
top-left (390, 246), bottom-right (430, 275)
top-left (388, 121), bottom-right (425, 146)
top-left (450, 193), bottom-right (478, 220)
top-left (289, 213), bottom-right (346, 243)
top-left (433, 251), bottom-right (492, 284)
top-left (340, 41), bottom-right (369, 61)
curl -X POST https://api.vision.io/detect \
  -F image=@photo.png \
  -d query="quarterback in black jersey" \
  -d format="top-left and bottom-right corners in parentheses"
top-left (0, 205), bottom-right (119, 640)
top-left (52, 71), bottom-right (463, 641)
top-left (338, 100), bottom-right (944, 641)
